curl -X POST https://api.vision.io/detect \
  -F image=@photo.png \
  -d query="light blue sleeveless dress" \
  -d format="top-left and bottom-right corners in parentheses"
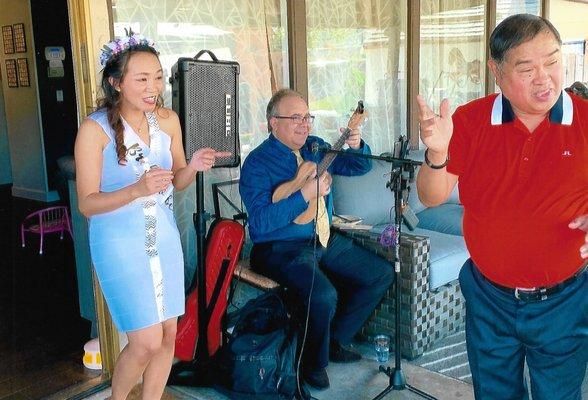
top-left (88, 108), bottom-right (184, 332)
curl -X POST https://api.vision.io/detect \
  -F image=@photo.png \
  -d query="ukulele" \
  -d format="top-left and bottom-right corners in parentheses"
top-left (272, 101), bottom-right (368, 224)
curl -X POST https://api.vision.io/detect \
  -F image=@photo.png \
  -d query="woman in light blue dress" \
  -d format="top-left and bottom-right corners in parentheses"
top-left (74, 33), bottom-right (229, 399)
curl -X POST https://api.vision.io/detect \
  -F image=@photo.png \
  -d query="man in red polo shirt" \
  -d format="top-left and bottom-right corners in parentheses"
top-left (417, 14), bottom-right (588, 400)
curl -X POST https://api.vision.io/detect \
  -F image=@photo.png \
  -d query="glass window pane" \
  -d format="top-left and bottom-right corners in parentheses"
top-left (110, 0), bottom-right (288, 158)
top-left (489, 1), bottom-right (540, 93)
top-left (306, 1), bottom-right (407, 155)
top-left (550, 1), bottom-right (588, 88)
top-left (496, 0), bottom-right (540, 25)
top-left (420, 1), bottom-right (486, 113)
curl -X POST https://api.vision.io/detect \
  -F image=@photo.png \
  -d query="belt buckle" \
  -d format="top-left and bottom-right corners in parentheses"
top-left (514, 287), bottom-right (548, 301)
top-left (515, 288), bottom-right (535, 300)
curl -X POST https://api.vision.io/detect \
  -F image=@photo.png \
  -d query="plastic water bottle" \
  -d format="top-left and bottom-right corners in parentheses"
top-left (374, 334), bottom-right (390, 363)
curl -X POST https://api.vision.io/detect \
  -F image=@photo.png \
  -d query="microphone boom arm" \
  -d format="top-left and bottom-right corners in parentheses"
top-left (319, 148), bottom-right (422, 167)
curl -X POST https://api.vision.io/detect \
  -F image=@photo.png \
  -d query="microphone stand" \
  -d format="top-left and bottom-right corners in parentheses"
top-left (322, 147), bottom-right (436, 400)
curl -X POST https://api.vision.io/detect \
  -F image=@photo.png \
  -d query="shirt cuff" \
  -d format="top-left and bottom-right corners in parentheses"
top-left (292, 189), bottom-right (309, 208)
top-left (347, 139), bottom-right (368, 153)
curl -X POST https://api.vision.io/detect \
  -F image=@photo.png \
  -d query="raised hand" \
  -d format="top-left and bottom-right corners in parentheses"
top-left (569, 215), bottom-right (588, 259)
top-left (188, 148), bottom-right (232, 172)
top-left (416, 95), bottom-right (453, 154)
top-left (135, 168), bottom-right (174, 196)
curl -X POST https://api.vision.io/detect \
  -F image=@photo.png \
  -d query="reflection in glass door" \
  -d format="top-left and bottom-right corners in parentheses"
top-left (420, 1), bottom-right (486, 114)
top-left (305, 0), bottom-right (408, 154)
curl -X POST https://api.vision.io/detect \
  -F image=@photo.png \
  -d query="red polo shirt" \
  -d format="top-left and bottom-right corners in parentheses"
top-left (447, 91), bottom-right (588, 288)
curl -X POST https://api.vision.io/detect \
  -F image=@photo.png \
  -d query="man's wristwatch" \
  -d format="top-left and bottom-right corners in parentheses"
top-left (424, 149), bottom-right (449, 169)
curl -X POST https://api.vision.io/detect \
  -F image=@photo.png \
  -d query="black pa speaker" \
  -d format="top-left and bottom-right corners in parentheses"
top-left (170, 50), bottom-right (240, 168)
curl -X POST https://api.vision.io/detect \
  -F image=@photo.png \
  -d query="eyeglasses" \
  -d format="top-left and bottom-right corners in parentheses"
top-left (273, 114), bottom-right (315, 125)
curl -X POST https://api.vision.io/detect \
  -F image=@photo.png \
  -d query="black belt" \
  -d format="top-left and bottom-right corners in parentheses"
top-left (481, 264), bottom-right (587, 302)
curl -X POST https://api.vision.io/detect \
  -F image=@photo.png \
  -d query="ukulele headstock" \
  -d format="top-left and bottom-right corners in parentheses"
top-left (345, 100), bottom-right (368, 137)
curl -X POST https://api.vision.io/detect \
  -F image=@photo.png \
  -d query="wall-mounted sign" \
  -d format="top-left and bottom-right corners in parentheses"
top-left (17, 58), bottom-right (29, 87)
top-left (2, 25), bottom-right (14, 54)
top-left (5, 59), bottom-right (18, 87)
top-left (12, 23), bottom-right (26, 53)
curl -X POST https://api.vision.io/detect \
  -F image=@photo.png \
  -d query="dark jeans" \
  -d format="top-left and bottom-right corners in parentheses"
top-left (459, 259), bottom-right (588, 400)
top-left (251, 231), bottom-right (394, 369)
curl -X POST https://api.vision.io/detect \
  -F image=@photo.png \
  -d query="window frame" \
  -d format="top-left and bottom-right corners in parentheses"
top-left (69, 0), bottom-right (550, 378)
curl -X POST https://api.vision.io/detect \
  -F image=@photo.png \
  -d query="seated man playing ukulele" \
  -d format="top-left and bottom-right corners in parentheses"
top-left (239, 88), bottom-right (394, 390)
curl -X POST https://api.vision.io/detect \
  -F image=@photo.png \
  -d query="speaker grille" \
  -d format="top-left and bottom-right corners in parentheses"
top-left (181, 61), bottom-right (239, 168)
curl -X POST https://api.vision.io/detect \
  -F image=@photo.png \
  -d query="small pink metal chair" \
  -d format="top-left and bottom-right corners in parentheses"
top-left (20, 206), bottom-right (73, 254)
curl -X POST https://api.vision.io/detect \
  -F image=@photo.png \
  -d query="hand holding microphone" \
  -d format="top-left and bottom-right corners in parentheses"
top-left (136, 167), bottom-right (174, 196)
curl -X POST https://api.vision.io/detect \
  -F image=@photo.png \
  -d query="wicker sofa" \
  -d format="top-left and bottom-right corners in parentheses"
top-left (172, 150), bottom-right (468, 360)
top-left (332, 153), bottom-right (469, 359)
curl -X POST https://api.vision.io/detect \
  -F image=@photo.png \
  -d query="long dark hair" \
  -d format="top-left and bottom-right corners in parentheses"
top-left (96, 44), bottom-right (164, 165)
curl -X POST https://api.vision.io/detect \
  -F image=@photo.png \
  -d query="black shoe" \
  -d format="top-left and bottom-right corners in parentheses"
top-left (329, 341), bottom-right (362, 363)
top-left (303, 367), bottom-right (330, 390)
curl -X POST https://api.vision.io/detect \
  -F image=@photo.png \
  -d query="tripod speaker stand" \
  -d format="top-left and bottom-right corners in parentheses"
top-left (167, 171), bottom-right (215, 385)
top-left (168, 50), bottom-right (241, 385)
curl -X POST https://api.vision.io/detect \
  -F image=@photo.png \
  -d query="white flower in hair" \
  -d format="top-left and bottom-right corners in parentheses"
top-left (99, 29), bottom-right (156, 68)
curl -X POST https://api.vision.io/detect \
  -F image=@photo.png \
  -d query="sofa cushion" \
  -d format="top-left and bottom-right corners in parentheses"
top-left (370, 225), bottom-right (468, 289)
top-left (406, 149), bottom-right (460, 208)
top-left (416, 203), bottom-right (463, 236)
top-left (407, 180), bottom-right (426, 214)
top-left (413, 227), bottom-right (469, 289)
top-left (332, 159), bottom-right (395, 226)
top-left (446, 184), bottom-right (461, 205)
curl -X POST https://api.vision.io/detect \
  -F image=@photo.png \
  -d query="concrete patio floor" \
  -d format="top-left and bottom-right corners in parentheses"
top-left (84, 342), bottom-right (474, 400)
top-left (79, 281), bottom-right (588, 400)
top-left (168, 359), bottom-right (474, 400)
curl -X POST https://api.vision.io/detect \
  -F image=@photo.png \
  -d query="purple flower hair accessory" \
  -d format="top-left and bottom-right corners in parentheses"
top-left (99, 32), bottom-right (156, 68)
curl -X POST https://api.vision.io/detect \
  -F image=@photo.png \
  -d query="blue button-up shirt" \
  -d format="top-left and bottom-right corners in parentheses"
top-left (240, 133), bottom-right (372, 243)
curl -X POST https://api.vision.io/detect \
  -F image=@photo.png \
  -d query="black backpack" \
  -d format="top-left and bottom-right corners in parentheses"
top-left (215, 289), bottom-right (309, 399)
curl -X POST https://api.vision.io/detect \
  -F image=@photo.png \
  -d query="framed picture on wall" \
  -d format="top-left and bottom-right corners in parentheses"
top-left (2, 25), bottom-right (14, 54)
top-left (5, 59), bottom-right (18, 87)
top-left (12, 23), bottom-right (26, 53)
top-left (16, 58), bottom-right (30, 87)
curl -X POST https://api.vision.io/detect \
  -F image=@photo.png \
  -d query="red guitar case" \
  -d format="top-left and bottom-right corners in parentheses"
top-left (175, 218), bottom-right (245, 361)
